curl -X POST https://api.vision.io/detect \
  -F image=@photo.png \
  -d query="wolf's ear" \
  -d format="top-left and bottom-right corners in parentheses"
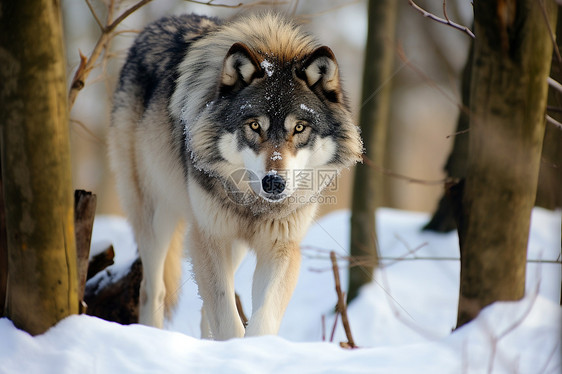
top-left (299, 46), bottom-right (342, 103)
top-left (220, 43), bottom-right (263, 92)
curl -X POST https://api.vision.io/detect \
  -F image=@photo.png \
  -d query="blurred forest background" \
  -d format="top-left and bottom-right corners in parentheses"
top-left (63, 0), bottom-right (473, 218)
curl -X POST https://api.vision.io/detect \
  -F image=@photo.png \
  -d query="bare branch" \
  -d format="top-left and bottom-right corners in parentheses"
top-left (442, 0), bottom-right (449, 23)
top-left (85, 0), bottom-right (104, 31)
top-left (69, 0), bottom-right (155, 109)
top-left (184, 0), bottom-right (243, 7)
top-left (69, 49), bottom-right (89, 92)
top-left (183, 0), bottom-right (286, 8)
top-left (330, 251), bottom-right (356, 349)
top-left (362, 155), bottom-right (457, 186)
top-left (445, 128), bottom-right (470, 139)
top-left (547, 76), bottom-right (562, 93)
top-left (70, 118), bottom-right (104, 144)
top-left (546, 114), bottom-right (562, 130)
top-left (408, 0), bottom-right (475, 38)
top-left (330, 312), bottom-right (339, 342)
top-left (397, 45), bottom-right (468, 117)
top-left (105, 0), bottom-right (153, 33)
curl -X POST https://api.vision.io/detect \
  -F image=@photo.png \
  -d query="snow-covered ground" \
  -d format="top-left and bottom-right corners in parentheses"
top-left (1, 208), bottom-right (560, 373)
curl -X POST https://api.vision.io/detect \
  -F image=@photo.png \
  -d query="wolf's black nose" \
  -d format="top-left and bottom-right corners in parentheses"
top-left (262, 174), bottom-right (286, 195)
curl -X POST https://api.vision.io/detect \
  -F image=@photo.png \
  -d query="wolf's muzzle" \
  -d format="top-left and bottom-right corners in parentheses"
top-left (261, 174), bottom-right (286, 195)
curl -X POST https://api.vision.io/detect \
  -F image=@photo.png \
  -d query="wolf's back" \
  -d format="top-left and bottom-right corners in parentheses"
top-left (113, 14), bottom-right (221, 113)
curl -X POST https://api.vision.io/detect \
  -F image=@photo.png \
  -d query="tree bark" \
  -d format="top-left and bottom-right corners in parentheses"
top-left (347, 0), bottom-right (398, 303)
top-left (427, 8), bottom-right (562, 234)
top-left (456, 0), bottom-right (557, 327)
top-left (84, 257), bottom-right (142, 325)
top-left (0, 165), bottom-right (7, 316)
top-left (0, 0), bottom-right (78, 334)
top-left (74, 190), bottom-right (97, 310)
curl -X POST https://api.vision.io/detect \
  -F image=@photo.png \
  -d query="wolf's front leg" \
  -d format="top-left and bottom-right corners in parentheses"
top-left (189, 225), bottom-right (245, 340)
top-left (245, 241), bottom-right (301, 336)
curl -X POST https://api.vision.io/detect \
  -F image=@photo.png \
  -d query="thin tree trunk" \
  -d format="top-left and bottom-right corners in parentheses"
top-left (348, 0), bottom-right (397, 303)
top-left (0, 0), bottom-right (78, 335)
top-left (456, 0), bottom-right (557, 327)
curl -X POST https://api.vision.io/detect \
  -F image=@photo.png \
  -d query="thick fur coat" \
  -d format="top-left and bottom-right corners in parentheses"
top-left (108, 12), bottom-right (362, 340)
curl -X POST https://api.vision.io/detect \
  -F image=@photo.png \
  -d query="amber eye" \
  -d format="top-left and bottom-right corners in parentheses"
top-left (249, 121), bottom-right (261, 132)
top-left (294, 122), bottom-right (306, 134)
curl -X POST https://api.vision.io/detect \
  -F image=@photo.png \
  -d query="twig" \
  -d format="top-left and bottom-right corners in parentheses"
top-left (69, 0), bottom-right (281, 109)
top-left (185, 0), bottom-right (242, 7)
top-left (546, 115), bottom-right (562, 130)
top-left (396, 44), bottom-right (471, 122)
top-left (330, 311), bottom-right (339, 343)
top-left (68, 0), bottom-right (155, 109)
top-left (184, 0), bottom-right (285, 8)
top-left (362, 155), bottom-right (456, 186)
top-left (107, 0), bottom-right (152, 33)
top-left (330, 251), bottom-right (356, 349)
top-left (442, 0), bottom-right (450, 23)
top-left (446, 128), bottom-right (470, 139)
top-left (70, 118), bottom-right (104, 144)
top-left (85, 0), bottom-right (104, 31)
top-left (547, 76), bottom-right (562, 93)
top-left (484, 284), bottom-right (541, 373)
top-left (408, 0), bottom-right (475, 38)
top-left (302, 245), bottom-right (561, 274)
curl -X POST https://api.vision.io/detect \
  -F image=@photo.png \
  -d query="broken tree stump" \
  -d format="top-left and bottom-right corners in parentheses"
top-left (84, 256), bottom-right (142, 325)
top-left (74, 189), bottom-right (97, 310)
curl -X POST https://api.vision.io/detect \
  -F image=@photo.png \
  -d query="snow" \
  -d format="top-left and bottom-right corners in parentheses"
top-left (300, 103), bottom-right (317, 115)
top-left (1, 208), bottom-right (560, 373)
top-left (271, 151), bottom-right (282, 161)
top-left (260, 59), bottom-right (274, 77)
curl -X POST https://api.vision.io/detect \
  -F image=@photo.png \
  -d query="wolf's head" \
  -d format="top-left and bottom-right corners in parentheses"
top-left (175, 14), bottom-right (362, 206)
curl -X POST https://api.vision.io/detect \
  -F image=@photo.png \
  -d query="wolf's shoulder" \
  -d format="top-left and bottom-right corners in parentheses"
top-left (116, 14), bottom-right (221, 106)
top-left (123, 13), bottom-right (220, 72)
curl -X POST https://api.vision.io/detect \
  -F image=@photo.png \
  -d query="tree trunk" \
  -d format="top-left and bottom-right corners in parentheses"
top-left (427, 8), bottom-right (562, 234)
top-left (456, 0), bottom-right (557, 327)
top-left (0, 165), bottom-right (7, 316)
top-left (348, 0), bottom-right (397, 303)
top-left (0, 0), bottom-right (78, 335)
top-left (423, 42), bottom-right (473, 233)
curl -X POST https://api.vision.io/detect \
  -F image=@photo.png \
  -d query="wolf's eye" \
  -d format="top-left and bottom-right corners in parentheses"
top-left (249, 121), bottom-right (261, 132)
top-left (294, 122), bottom-right (306, 134)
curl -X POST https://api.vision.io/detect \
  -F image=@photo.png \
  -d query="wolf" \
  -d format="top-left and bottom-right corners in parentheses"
top-left (108, 12), bottom-right (362, 340)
